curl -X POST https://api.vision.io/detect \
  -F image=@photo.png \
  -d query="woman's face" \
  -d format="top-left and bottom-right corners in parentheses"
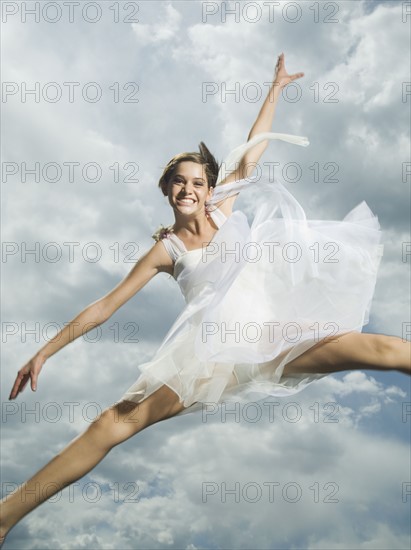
top-left (167, 161), bottom-right (213, 216)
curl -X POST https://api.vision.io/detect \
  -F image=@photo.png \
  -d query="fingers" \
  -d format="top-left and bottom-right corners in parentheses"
top-left (9, 378), bottom-right (23, 400)
top-left (9, 377), bottom-right (22, 400)
top-left (9, 372), bottom-right (31, 400)
top-left (276, 52), bottom-right (284, 68)
top-left (31, 372), bottom-right (38, 392)
top-left (275, 53), bottom-right (305, 83)
top-left (9, 375), bottom-right (20, 399)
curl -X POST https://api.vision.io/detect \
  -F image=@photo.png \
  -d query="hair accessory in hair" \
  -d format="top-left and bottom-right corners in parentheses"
top-left (152, 223), bottom-right (174, 242)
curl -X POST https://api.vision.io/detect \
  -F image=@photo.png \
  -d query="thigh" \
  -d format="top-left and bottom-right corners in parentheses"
top-left (282, 331), bottom-right (383, 376)
top-left (119, 384), bottom-right (188, 424)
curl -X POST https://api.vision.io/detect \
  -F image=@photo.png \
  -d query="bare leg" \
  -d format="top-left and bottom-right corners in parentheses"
top-left (282, 332), bottom-right (411, 376)
top-left (0, 384), bottom-right (187, 544)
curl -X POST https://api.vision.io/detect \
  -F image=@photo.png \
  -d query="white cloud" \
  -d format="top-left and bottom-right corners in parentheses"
top-left (2, 1), bottom-right (410, 549)
top-left (132, 4), bottom-right (182, 44)
top-left (16, 378), bottom-right (409, 549)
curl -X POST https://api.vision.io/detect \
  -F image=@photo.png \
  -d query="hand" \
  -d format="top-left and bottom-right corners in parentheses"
top-left (9, 353), bottom-right (47, 400)
top-left (273, 52), bottom-right (304, 89)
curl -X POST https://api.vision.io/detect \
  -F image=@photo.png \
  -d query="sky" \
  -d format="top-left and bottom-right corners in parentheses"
top-left (1, 0), bottom-right (410, 549)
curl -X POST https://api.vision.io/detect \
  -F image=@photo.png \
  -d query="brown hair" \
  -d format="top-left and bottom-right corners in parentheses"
top-left (158, 142), bottom-right (220, 196)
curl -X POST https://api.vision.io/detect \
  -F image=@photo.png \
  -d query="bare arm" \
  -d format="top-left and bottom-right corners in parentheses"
top-left (218, 53), bottom-right (304, 186)
top-left (8, 240), bottom-right (173, 399)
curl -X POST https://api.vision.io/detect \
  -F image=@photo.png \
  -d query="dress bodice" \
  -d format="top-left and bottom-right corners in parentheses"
top-left (160, 204), bottom-right (229, 300)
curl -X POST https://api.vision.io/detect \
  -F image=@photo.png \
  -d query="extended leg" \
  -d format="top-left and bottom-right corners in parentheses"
top-left (0, 384), bottom-right (187, 543)
top-left (282, 332), bottom-right (411, 376)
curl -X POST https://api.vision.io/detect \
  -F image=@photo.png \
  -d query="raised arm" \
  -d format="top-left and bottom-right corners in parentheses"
top-left (8, 240), bottom-right (173, 399)
top-left (218, 52), bottom-right (304, 185)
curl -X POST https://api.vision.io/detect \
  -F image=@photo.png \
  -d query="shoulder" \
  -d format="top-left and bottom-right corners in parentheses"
top-left (145, 238), bottom-right (174, 276)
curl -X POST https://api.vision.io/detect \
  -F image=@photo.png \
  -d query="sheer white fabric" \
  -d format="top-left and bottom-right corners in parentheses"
top-left (118, 133), bottom-right (384, 417)
top-left (215, 131), bottom-right (309, 185)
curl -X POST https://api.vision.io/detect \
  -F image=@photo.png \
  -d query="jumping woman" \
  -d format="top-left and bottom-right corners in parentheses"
top-left (1, 53), bottom-right (410, 548)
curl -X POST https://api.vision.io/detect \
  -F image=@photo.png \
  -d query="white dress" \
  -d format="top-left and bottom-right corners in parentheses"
top-left (117, 133), bottom-right (384, 417)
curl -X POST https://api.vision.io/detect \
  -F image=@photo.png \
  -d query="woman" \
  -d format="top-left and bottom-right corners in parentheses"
top-left (1, 53), bottom-right (409, 547)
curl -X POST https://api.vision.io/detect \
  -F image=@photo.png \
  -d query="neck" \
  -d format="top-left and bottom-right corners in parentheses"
top-left (173, 210), bottom-right (210, 237)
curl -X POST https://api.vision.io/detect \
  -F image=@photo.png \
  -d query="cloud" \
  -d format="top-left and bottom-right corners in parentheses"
top-left (132, 3), bottom-right (182, 44)
top-left (10, 374), bottom-right (408, 549)
top-left (1, 1), bottom-right (410, 549)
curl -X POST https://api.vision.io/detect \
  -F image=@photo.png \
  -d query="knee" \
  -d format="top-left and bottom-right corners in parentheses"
top-left (87, 388), bottom-right (185, 448)
top-left (87, 402), bottom-right (145, 448)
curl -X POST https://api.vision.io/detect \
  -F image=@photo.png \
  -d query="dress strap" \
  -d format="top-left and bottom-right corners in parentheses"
top-left (163, 233), bottom-right (187, 262)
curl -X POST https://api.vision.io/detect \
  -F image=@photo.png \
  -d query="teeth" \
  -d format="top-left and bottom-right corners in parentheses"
top-left (178, 199), bottom-right (195, 204)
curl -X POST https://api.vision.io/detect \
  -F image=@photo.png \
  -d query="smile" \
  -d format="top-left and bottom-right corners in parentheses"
top-left (177, 198), bottom-right (196, 205)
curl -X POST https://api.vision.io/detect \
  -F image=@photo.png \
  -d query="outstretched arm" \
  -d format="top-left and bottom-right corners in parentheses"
top-left (8, 240), bottom-right (172, 399)
top-left (218, 52), bottom-right (304, 185)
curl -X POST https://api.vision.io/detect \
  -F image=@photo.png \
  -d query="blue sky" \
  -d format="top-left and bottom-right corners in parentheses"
top-left (1, 0), bottom-right (410, 548)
